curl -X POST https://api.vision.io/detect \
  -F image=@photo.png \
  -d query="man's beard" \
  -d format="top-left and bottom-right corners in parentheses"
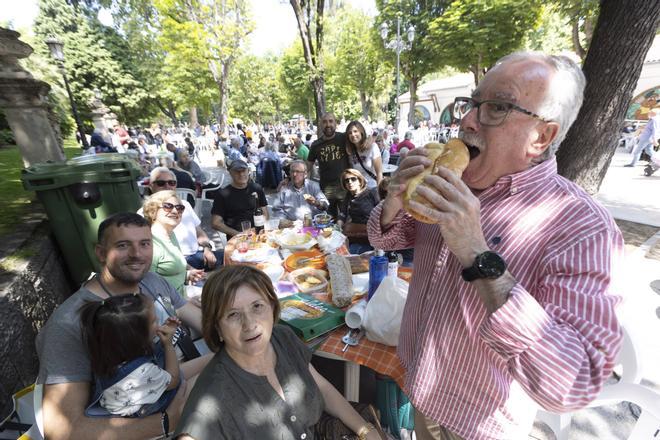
top-left (108, 258), bottom-right (149, 285)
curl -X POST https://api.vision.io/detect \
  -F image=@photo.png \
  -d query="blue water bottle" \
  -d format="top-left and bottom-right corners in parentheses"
top-left (368, 250), bottom-right (388, 301)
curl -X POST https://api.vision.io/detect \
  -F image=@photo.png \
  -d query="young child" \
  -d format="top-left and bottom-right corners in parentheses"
top-left (79, 293), bottom-right (181, 417)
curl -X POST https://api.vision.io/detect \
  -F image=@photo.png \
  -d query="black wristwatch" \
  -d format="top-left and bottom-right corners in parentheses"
top-left (161, 411), bottom-right (170, 436)
top-left (461, 251), bottom-right (507, 282)
top-left (199, 242), bottom-right (212, 250)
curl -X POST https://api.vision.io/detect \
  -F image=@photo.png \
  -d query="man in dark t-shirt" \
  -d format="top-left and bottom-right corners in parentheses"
top-left (307, 113), bottom-right (350, 219)
top-left (211, 159), bottom-right (268, 238)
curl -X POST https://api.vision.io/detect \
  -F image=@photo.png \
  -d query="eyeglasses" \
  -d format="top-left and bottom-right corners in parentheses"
top-left (452, 96), bottom-right (550, 127)
top-left (161, 202), bottom-right (185, 213)
top-left (291, 169), bottom-right (306, 175)
top-left (343, 176), bottom-right (359, 184)
top-left (153, 180), bottom-right (177, 187)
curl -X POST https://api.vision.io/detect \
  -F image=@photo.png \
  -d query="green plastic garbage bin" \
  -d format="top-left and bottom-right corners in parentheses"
top-left (21, 154), bottom-right (143, 285)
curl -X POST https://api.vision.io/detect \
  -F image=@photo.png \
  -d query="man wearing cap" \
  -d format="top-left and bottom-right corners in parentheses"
top-left (211, 159), bottom-right (269, 238)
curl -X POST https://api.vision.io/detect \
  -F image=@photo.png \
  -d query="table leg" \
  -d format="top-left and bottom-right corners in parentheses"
top-left (344, 361), bottom-right (360, 402)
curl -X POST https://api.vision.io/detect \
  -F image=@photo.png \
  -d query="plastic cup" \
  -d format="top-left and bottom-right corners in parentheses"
top-left (265, 219), bottom-right (279, 232)
top-left (241, 220), bottom-right (252, 233)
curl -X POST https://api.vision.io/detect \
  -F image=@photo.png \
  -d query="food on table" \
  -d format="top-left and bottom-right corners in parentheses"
top-left (288, 268), bottom-right (329, 293)
top-left (404, 139), bottom-right (469, 224)
top-left (280, 299), bottom-right (324, 319)
top-left (326, 254), bottom-right (354, 307)
top-left (295, 274), bottom-right (323, 290)
top-left (281, 232), bottom-right (312, 246)
top-left (314, 213), bottom-right (333, 226)
top-left (285, 250), bottom-right (326, 271)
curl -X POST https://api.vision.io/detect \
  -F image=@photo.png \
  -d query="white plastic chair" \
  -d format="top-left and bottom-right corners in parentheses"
top-left (0, 383), bottom-right (44, 440)
top-left (175, 188), bottom-right (201, 218)
top-left (534, 325), bottom-right (660, 439)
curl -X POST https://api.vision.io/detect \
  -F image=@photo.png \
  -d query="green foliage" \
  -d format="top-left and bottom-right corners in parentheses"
top-left (278, 40), bottom-right (315, 118)
top-left (330, 6), bottom-right (393, 120)
top-left (33, 0), bottom-right (151, 126)
top-left (427, 0), bottom-right (544, 83)
top-left (523, 4), bottom-right (572, 54)
top-left (229, 54), bottom-right (284, 124)
top-left (0, 138), bottom-right (79, 238)
top-left (375, 0), bottom-right (449, 85)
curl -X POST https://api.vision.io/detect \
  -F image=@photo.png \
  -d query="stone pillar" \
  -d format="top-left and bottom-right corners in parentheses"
top-left (0, 28), bottom-right (65, 166)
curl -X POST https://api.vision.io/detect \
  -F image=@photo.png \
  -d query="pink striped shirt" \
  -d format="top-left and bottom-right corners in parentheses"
top-left (367, 158), bottom-right (623, 440)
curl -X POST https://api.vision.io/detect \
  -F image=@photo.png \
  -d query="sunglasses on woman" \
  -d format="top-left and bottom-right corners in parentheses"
top-left (343, 176), bottom-right (359, 184)
top-left (154, 180), bottom-right (177, 187)
top-left (161, 202), bottom-right (185, 213)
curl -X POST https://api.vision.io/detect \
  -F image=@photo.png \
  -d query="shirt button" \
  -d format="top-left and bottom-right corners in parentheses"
top-left (290, 415), bottom-right (297, 422)
top-left (510, 186), bottom-right (518, 194)
top-left (300, 433), bottom-right (307, 439)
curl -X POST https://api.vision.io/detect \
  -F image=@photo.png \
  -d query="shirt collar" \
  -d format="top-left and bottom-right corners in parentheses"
top-left (486, 156), bottom-right (557, 197)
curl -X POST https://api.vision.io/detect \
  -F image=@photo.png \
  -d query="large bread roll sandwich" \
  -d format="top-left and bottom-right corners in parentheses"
top-left (403, 139), bottom-right (470, 224)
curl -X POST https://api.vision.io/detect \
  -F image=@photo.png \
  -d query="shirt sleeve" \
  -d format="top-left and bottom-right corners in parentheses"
top-left (479, 227), bottom-right (623, 412)
top-left (312, 183), bottom-right (329, 209)
top-left (369, 143), bottom-right (379, 160)
top-left (307, 145), bottom-right (318, 163)
top-left (367, 201), bottom-right (417, 250)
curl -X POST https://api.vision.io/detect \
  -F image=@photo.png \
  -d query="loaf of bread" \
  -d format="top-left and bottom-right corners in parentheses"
top-left (326, 254), bottom-right (354, 307)
top-left (403, 139), bottom-right (470, 224)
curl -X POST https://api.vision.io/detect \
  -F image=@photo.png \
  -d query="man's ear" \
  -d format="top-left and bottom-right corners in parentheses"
top-left (95, 243), bottom-right (106, 265)
top-left (528, 121), bottom-right (560, 158)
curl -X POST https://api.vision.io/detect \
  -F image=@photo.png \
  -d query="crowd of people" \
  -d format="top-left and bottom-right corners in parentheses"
top-left (35, 50), bottom-right (627, 440)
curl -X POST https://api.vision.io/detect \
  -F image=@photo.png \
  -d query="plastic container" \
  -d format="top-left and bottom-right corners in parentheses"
top-left (368, 250), bottom-right (388, 300)
top-left (21, 154), bottom-right (143, 285)
top-left (289, 267), bottom-right (329, 293)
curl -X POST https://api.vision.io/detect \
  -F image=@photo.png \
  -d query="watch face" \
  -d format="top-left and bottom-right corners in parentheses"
top-left (477, 251), bottom-right (507, 278)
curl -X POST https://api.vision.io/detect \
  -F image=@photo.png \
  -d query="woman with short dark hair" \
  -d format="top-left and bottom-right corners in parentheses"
top-left (175, 266), bottom-right (383, 440)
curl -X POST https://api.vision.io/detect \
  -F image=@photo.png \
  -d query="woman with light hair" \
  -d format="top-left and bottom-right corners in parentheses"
top-left (338, 168), bottom-right (380, 254)
top-left (143, 190), bottom-right (204, 295)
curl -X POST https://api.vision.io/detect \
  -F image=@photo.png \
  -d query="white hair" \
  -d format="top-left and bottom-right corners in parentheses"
top-left (495, 51), bottom-right (586, 161)
top-left (149, 166), bottom-right (175, 182)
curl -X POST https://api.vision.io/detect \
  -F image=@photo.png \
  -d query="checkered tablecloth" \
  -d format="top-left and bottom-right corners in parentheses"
top-left (318, 326), bottom-right (406, 388)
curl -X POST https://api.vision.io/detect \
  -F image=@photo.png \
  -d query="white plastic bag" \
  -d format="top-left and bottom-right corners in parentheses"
top-left (362, 276), bottom-right (409, 346)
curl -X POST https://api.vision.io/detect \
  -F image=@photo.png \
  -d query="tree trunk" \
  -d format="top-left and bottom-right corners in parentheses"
top-left (155, 99), bottom-right (178, 126)
top-left (290, 0), bottom-right (326, 126)
top-left (360, 91), bottom-right (369, 120)
top-left (571, 16), bottom-right (587, 61)
top-left (407, 77), bottom-right (418, 127)
top-left (189, 106), bottom-right (198, 127)
top-left (556, 0), bottom-right (660, 195)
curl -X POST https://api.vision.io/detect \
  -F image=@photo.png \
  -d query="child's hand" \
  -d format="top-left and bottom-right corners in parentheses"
top-left (157, 316), bottom-right (181, 344)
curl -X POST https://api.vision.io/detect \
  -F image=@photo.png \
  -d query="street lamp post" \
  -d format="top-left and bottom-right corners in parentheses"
top-left (380, 16), bottom-right (415, 131)
top-left (45, 37), bottom-right (90, 150)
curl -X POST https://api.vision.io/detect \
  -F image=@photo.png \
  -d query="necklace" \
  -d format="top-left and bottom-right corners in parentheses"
top-left (96, 274), bottom-right (115, 298)
top-left (95, 274), bottom-right (140, 298)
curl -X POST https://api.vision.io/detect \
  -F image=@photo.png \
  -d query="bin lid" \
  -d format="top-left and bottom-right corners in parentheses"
top-left (21, 153), bottom-right (143, 191)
